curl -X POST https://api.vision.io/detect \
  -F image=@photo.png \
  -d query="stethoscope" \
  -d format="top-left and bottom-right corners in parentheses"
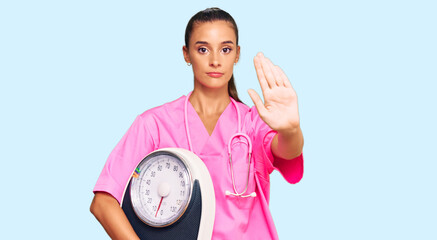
top-left (184, 92), bottom-right (256, 198)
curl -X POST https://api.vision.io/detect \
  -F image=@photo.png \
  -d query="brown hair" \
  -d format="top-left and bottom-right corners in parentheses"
top-left (184, 7), bottom-right (242, 103)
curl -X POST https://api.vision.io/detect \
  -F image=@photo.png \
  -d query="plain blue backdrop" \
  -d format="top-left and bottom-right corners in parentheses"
top-left (1, 0), bottom-right (436, 239)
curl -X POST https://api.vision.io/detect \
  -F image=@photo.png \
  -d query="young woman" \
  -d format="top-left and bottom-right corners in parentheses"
top-left (91, 7), bottom-right (304, 240)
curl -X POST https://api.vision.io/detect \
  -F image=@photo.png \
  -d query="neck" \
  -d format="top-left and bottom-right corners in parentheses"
top-left (189, 85), bottom-right (231, 116)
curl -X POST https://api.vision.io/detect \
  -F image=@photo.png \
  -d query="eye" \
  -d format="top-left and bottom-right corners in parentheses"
top-left (222, 47), bottom-right (232, 54)
top-left (198, 47), bottom-right (208, 54)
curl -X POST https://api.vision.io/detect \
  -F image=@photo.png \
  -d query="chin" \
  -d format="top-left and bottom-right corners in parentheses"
top-left (198, 79), bottom-right (229, 90)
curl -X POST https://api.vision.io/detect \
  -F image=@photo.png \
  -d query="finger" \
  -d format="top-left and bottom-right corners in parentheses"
top-left (274, 66), bottom-right (286, 87)
top-left (276, 65), bottom-right (293, 88)
top-left (253, 53), bottom-right (270, 91)
top-left (247, 89), bottom-right (268, 117)
top-left (264, 57), bottom-right (283, 87)
top-left (259, 53), bottom-right (277, 89)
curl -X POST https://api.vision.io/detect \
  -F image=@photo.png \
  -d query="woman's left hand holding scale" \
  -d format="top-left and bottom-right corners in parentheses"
top-left (248, 52), bottom-right (304, 160)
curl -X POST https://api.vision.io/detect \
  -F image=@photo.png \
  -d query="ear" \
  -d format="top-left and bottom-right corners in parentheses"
top-left (182, 46), bottom-right (190, 64)
top-left (235, 45), bottom-right (241, 63)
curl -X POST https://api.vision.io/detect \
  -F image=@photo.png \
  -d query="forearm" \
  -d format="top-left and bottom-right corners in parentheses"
top-left (271, 125), bottom-right (304, 160)
top-left (90, 192), bottom-right (140, 240)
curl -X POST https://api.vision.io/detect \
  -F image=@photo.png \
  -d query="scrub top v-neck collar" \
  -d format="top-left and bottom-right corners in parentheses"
top-left (185, 96), bottom-right (236, 155)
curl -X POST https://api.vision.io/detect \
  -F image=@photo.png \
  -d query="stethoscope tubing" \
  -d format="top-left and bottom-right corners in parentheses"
top-left (184, 92), bottom-right (256, 198)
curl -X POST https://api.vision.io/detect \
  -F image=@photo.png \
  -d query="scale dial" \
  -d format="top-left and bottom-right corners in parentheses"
top-left (130, 151), bottom-right (192, 227)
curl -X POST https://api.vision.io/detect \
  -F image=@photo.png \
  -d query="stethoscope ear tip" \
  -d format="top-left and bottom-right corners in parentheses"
top-left (225, 190), bottom-right (231, 196)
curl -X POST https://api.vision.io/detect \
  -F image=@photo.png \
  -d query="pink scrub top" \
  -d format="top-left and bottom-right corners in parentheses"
top-left (93, 95), bottom-right (304, 240)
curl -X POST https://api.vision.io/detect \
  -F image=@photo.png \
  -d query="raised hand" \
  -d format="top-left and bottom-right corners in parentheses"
top-left (248, 52), bottom-right (300, 133)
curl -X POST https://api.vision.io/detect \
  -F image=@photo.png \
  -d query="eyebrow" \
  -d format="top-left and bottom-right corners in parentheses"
top-left (195, 40), bottom-right (235, 45)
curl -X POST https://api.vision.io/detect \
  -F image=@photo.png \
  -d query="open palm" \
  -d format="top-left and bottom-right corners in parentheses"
top-left (248, 53), bottom-right (300, 132)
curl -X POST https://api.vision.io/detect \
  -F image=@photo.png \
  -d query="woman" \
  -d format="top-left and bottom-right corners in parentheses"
top-left (91, 7), bottom-right (304, 239)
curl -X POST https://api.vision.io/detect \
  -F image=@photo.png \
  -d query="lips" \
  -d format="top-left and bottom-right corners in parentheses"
top-left (207, 72), bottom-right (224, 78)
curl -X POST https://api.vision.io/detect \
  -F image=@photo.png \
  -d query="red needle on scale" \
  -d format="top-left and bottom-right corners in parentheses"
top-left (155, 197), bottom-right (163, 217)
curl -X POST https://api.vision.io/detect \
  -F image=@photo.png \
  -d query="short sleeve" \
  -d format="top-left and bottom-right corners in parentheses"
top-left (249, 106), bottom-right (304, 184)
top-left (93, 114), bottom-right (157, 203)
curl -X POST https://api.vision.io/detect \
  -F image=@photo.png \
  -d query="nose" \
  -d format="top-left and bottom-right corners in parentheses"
top-left (209, 52), bottom-right (221, 68)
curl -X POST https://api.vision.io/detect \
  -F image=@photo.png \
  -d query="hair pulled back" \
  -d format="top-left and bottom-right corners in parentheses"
top-left (184, 7), bottom-right (242, 103)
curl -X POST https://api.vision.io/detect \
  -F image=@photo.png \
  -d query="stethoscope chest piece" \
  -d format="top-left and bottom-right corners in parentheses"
top-left (121, 148), bottom-right (215, 240)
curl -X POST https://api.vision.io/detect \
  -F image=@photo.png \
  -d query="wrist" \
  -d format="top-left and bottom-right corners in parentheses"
top-left (277, 123), bottom-right (300, 137)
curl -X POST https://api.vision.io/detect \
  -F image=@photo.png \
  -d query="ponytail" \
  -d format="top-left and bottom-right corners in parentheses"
top-left (228, 74), bottom-right (243, 103)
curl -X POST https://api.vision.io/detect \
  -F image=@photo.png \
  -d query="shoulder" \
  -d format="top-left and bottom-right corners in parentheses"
top-left (236, 101), bottom-right (263, 125)
top-left (138, 95), bottom-right (186, 123)
top-left (236, 101), bottom-right (275, 141)
top-left (126, 95), bottom-right (186, 145)
top-left (234, 101), bottom-right (252, 117)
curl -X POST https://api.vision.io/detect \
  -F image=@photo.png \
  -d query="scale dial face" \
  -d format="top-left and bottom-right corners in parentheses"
top-left (130, 152), bottom-right (192, 227)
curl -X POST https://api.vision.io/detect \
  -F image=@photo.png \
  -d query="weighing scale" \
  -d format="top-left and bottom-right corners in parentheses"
top-left (121, 148), bottom-right (215, 239)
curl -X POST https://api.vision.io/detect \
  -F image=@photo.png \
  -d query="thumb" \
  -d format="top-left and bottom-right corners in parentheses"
top-left (247, 89), bottom-right (267, 117)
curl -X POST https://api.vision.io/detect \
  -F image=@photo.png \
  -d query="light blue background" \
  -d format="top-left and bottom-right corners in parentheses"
top-left (1, 0), bottom-right (436, 239)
